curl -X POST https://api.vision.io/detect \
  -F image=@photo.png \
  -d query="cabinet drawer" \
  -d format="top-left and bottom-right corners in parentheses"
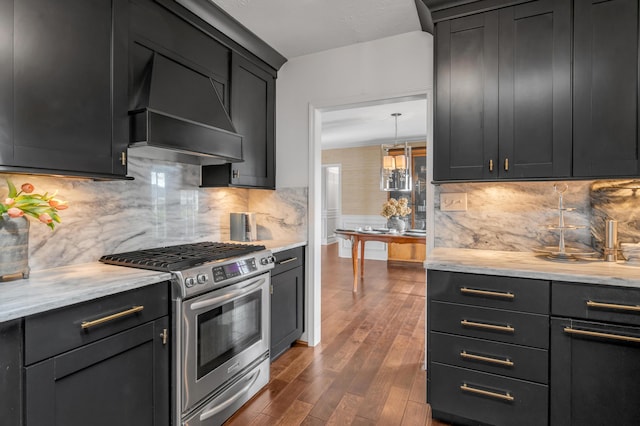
top-left (431, 332), bottom-right (548, 384)
top-left (428, 270), bottom-right (549, 314)
top-left (552, 281), bottom-right (640, 326)
top-left (25, 282), bottom-right (169, 365)
top-left (431, 301), bottom-right (549, 348)
top-left (429, 363), bottom-right (548, 426)
top-left (272, 247), bottom-right (304, 276)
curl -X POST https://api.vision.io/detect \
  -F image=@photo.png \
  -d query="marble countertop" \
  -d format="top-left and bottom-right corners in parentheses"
top-left (426, 248), bottom-right (640, 289)
top-left (0, 239), bottom-right (307, 324)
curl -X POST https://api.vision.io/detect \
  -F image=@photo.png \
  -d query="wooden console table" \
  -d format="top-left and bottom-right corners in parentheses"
top-left (335, 230), bottom-right (426, 292)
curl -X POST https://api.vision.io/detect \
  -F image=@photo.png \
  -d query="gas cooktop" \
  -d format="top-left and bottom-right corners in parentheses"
top-left (99, 241), bottom-right (267, 272)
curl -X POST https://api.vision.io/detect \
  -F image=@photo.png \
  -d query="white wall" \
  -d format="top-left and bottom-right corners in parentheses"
top-left (274, 30), bottom-right (434, 347)
top-left (276, 30), bottom-right (434, 188)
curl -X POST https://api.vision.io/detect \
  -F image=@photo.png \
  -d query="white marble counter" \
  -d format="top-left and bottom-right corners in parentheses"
top-left (0, 263), bottom-right (171, 323)
top-left (0, 240), bottom-right (306, 324)
top-left (261, 240), bottom-right (307, 253)
top-left (426, 248), bottom-right (640, 289)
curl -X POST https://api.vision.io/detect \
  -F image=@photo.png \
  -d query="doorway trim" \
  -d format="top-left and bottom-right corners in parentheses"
top-left (307, 89), bottom-right (433, 347)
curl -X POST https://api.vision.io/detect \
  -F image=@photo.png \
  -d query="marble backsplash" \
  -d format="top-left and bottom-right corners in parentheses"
top-left (1, 156), bottom-right (307, 272)
top-left (435, 180), bottom-right (640, 253)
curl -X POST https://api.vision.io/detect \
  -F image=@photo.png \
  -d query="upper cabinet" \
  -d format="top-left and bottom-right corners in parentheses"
top-left (201, 53), bottom-right (276, 189)
top-left (1, 0), bottom-right (129, 179)
top-left (434, 0), bottom-right (571, 181)
top-left (573, 0), bottom-right (640, 177)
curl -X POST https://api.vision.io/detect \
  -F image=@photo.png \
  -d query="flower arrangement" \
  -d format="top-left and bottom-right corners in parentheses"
top-left (380, 197), bottom-right (412, 219)
top-left (0, 180), bottom-right (68, 230)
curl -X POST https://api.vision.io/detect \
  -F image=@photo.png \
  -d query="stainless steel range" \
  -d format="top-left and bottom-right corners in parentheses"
top-left (100, 242), bottom-right (275, 426)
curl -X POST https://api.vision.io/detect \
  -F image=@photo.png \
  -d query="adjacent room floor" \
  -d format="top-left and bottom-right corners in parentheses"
top-left (225, 243), bottom-right (448, 425)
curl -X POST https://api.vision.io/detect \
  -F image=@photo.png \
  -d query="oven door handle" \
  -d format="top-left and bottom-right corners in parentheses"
top-left (199, 368), bottom-right (261, 421)
top-left (190, 277), bottom-right (267, 311)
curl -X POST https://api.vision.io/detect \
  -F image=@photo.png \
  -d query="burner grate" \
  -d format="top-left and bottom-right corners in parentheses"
top-left (100, 242), bottom-right (267, 271)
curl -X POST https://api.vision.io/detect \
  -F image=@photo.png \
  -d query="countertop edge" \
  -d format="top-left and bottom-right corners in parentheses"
top-left (425, 248), bottom-right (640, 289)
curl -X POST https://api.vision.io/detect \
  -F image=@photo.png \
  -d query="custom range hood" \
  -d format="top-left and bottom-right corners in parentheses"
top-left (129, 53), bottom-right (243, 165)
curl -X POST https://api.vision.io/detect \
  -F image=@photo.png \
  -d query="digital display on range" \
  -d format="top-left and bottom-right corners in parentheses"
top-left (223, 263), bottom-right (241, 275)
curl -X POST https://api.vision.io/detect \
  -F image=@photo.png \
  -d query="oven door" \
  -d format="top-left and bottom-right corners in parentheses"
top-left (181, 272), bottom-right (270, 414)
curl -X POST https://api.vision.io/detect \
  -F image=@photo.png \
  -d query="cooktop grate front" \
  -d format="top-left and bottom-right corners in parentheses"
top-left (99, 242), bottom-right (266, 271)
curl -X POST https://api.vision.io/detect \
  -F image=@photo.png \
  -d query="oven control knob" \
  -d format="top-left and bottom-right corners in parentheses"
top-left (260, 257), bottom-right (269, 265)
top-left (197, 274), bottom-right (208, 284)
top-left (185, 277), bottom-right (196, 287)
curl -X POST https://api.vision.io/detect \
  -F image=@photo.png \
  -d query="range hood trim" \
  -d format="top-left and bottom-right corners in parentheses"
top-left (130, 109), bottom-right (244, 164)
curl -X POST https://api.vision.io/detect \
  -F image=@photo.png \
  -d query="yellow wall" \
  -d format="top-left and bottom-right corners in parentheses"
top-left (322, 146), bottom-right (386, 215)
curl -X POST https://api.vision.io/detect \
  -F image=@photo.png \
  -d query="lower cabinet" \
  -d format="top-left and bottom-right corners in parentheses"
top-left (270, 246), bottom-right (304, 360)
top-left (23, 282), bottom-right (170, 426)
top-left (428, 270), bottom-right (640, 426)
top-left (427, 270), bottom-right (550, 426)
top-left (550, 282), bottom-right (640, 425)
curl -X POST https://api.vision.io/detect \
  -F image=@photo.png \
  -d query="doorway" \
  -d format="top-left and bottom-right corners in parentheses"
top-left (321, 164), bottom-right (341, 245)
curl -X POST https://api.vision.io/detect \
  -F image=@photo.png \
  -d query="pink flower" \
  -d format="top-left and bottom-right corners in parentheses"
top-left (4, 197), bottom-right (14, 205)
top-left (7, 207), bottom-right (24, 218)
top-left (49, 198), bottom-right (68, 209)
top-left (21, 183), bottom-right (34, 193)
top-left (38, 213), bottom-right (52, 224)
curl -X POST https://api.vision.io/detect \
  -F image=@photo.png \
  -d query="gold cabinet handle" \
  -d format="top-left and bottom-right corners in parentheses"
top-left (278, 257), bottom-right (298, 265)
top-left (461, 319), bottom-right (515, 333)
top-left (120, 151), bottom-right (127, 166)
top-left (586, 300), bottom-right (640, 313)
top-left (81, 305), bottom-right (144, 330)
top-left (460, 383), bottom-right (514, 402)
top-left (564, 327), bottom-right (640, 344)
top-left (504, 158), bottom-right (509, 171)
top-left (460, 287), bottom-right (515, 300)
top-left (489, 159), bottom-right (494, 172)
top-left (460, 351), bottom-right (514, 367)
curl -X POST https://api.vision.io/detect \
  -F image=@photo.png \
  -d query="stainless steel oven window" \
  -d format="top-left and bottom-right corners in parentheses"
top-left (197, 290), bottom-right (262, 379)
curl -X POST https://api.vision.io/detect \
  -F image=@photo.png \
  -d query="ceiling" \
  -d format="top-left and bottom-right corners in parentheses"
top-left (209, 0), bottom-right (423, 58)
top-left (321, 97), bottom-right (427, 149)
top-left (208, 0), bottom-right (428, 149)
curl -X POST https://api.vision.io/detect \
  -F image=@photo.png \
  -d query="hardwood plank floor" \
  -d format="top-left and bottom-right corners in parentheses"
top-left (225, 243), bottom-right (449, 426)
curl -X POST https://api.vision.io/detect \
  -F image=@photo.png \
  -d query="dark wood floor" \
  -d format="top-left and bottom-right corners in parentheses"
top-left (225, 243), bottom-right (449, 425)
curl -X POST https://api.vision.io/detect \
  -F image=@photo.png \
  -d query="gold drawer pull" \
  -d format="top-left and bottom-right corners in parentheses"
top-left (564, 327), bottom-right (640, 344)
top-left (461, 320), bottom-right (515, 333)
top-left (586, 300), bottom-right (640, 313)
top-left (278, 257), bottom-right (298, 265)
top-left (460, 383), bottom-right (514, 402)
top-left (81, 305), bottom-right (144, 330)
top-left (460, 287), bottom-right (515, 300)
top-left (460, 351), bottom-right (514, 367)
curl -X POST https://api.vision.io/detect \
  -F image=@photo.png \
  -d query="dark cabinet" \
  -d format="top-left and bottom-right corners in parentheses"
top-left (573, 0), bottom-right (640, 177)
top-left (427, 270), bottom-right (550, 426)
top-left (201, 52), bottom-right (276, 189)
top-left (23, 283), bottom-right (170, 426)
top-left (270, 246), bottom-right (304, 360)
top-left (434, 0), bottom-right (571, 181)
top-left (4, 0), bottom-right (129, 179)
top-left (434, 11), bottom-right (498, 181)
top-left (550, 281), bottom-right (640, 425)
top-left (0, 319), bottom-right (22, 426)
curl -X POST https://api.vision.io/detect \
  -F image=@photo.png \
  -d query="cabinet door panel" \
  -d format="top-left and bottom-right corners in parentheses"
top-left (573, 0), bottom-right (640, 177)
top-left (25, 317), bottom-right (169, 426)
top-left (434, 12), bottom-right (499, 181)
top-left (0, 0), bottom-right (12, 165)
top-left (550, 317), bottom-right (640, 425)
top-left (230, 53), bottom-right (275, 188)
top-left (498, 0), bottom-right (571, 178)
top-left (271, 267), bottom-right (303, 360)
top-left (13, 0), bottom-right (127, 176)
